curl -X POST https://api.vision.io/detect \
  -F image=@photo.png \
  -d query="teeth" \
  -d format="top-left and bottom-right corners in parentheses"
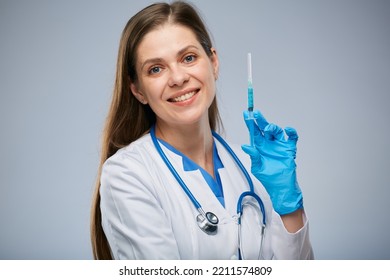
top-left (171, 91), bottom-right (196, 102)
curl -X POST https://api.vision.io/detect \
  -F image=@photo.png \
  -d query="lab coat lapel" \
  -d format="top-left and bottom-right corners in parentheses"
top-left (215, 140), bottom-right (249, 216)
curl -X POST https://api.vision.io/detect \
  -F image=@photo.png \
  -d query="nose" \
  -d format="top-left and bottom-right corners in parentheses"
top-left (168, 65), bottom-right (189, 87)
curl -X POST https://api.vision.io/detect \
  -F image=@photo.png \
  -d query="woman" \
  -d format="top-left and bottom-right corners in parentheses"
top-left (91, 1), bottom-right (314, 260)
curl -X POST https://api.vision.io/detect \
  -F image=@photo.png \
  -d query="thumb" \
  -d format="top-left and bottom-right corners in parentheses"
top-left (285, 127), bottom-right (299, 143)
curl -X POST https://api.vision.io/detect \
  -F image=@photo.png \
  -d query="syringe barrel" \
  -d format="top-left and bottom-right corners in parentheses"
top-left (248, 86), bottom-right (254, 111)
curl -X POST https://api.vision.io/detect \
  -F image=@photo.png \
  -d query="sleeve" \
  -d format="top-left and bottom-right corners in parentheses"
top-left (99, 151), bottom-right (181, 259)
top-left (267, 210), bottom-right (315, 259)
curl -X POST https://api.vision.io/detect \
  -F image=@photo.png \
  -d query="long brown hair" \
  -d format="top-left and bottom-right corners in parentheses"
top-left (91, 1), bottom-right (222, 259)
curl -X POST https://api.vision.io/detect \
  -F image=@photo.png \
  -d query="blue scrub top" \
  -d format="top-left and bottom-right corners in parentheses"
top-left (158, 139), bottom-right (226, 207)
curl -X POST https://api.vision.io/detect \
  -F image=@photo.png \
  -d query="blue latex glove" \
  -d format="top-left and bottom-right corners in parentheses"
top-left (242, 110), bottom-right (303, 215)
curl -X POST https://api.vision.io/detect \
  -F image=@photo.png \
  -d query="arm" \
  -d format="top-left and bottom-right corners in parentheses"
top-left (100, 151), bottom-right (180, 259)
top-left (281, 209), bottom-right (304, 233)
top-left (242, 110), bottom-right (314, 259)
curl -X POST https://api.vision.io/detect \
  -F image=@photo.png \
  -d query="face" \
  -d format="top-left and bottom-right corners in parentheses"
top-left (130, 23), bottom-right (219, 129)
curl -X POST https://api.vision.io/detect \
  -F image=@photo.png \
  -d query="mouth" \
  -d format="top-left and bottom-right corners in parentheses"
top-left (168, 89), bottom-right (199, 103)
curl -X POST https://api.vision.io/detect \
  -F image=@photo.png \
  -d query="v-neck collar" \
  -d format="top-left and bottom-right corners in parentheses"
top-left (157, 138), bottom-right (225, 207)
top-left (157, 138), bottom-right (223, 172)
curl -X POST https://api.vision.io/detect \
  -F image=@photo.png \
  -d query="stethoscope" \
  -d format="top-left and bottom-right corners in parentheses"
top-left (150, 124), bottom-right (266, 259)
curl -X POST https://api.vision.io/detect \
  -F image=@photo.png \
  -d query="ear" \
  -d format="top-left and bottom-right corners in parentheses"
top-left (130, 82), bottom-right (148, 105)
top-left (210, 48), bottom-right (219, 80)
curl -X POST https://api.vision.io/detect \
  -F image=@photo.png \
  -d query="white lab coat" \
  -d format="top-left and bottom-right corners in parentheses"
top-left (100, 133), bottom-right (314, 259)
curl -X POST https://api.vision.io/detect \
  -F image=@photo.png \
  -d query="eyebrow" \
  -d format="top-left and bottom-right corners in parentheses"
top-left (140, 45), bottom-right (200, 71)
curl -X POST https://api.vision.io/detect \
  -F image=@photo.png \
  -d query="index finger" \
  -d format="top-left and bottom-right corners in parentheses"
top-left (253, 109), bottom-right (269, 131)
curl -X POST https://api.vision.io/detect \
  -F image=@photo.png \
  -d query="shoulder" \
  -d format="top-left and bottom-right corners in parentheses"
top-left (99, 133), bottom-right (168, 210)
top-left (100, 134), bottom-right (157, 188)
top-left (103, 134), bottom-right (153, 168)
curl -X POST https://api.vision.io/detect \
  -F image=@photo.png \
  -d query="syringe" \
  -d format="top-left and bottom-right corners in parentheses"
top-left (247, 53), bottom-right (255, 146)
top-left (247, 53), bottom-right (254, 112)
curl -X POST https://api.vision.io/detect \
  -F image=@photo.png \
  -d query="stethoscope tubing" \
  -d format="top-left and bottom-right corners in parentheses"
top-left (150, 124), bottom-right (266, 225)
top-left (211, 131), bottom-right (255, 193)
top-left (237, 191), bottom-right (266, 226)
top-left (150, 125), bottom-right (202, 209)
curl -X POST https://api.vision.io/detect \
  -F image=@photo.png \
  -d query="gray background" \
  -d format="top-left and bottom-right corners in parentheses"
top-left (1, 0), bottom-right (389, 259)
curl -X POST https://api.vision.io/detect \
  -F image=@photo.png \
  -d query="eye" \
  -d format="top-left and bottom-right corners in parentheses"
top-left (148, 66), bottom-right (161, 75)
top-left (183, 54), bottom-right (196, 63)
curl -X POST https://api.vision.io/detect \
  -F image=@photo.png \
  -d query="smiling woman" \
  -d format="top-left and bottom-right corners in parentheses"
top-left (130, 24), bottom-right (218, 132)
top-left (90, 0), bottom-right (313, 260)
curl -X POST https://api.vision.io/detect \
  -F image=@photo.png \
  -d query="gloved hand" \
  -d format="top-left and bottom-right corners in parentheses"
top-left (242, 110), bottom-right (303, 215)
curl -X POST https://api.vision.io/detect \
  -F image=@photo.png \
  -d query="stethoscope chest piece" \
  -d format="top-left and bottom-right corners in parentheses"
top-left (196, 211), bottom-right (218, 235)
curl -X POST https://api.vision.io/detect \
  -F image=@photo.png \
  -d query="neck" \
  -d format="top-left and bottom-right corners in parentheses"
top-left (155, 118), bottom-right (214, 176)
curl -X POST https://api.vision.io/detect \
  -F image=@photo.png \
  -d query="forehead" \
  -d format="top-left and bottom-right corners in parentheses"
top-left (136, 23), bottom-right (201, 62)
